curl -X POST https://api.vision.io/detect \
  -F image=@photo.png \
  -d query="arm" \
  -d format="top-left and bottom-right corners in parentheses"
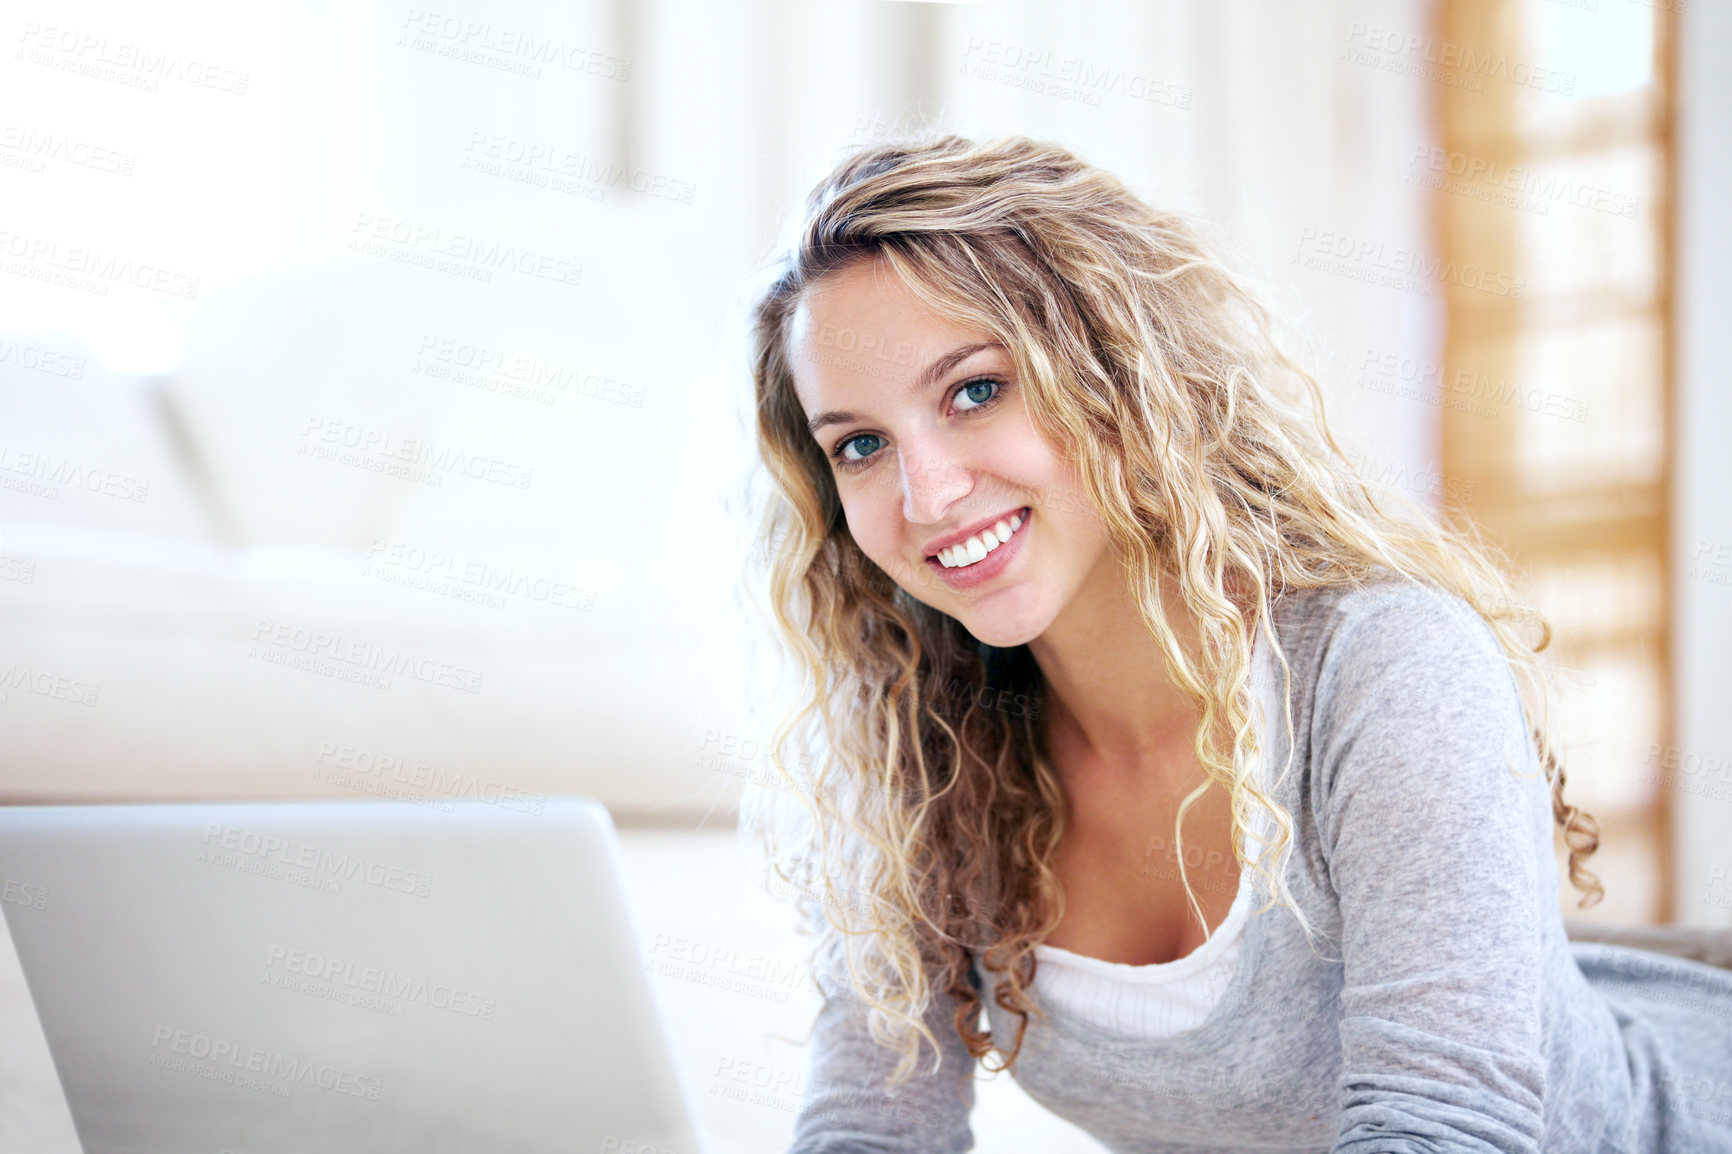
top-left (1312, 586), bottom-right (1550, 1153)
top-left (787, 931), bottom-right (980, 1154)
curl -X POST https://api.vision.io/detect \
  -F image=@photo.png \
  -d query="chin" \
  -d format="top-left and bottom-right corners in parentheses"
top-left (953, 607), bottom-right (1046, 649)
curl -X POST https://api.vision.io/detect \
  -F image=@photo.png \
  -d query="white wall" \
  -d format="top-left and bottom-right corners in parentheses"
top-left (1671, 0), bottom-right (1732, 929)
top-left (0, 0), bottom-right (1440, 815)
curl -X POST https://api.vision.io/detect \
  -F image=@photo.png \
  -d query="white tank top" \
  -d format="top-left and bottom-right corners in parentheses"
top-left (1030, 631), bottom-right (1279, 1038)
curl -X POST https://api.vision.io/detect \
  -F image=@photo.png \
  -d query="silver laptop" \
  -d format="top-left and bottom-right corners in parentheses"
top-left (0, 797), bottom-right (712, 1154)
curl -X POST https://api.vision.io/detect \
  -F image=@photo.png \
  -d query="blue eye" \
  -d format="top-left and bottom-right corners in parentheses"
top-left (827, 376), bottom-right (1007, 472)
top-left (836, 433), bottom-right (884, 467)
top-left (954, 377), bottom-right (1000, 411)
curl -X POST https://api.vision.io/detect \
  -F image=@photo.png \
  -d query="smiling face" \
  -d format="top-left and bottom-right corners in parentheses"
top-left (786, 255), bottom-right (1113, 648)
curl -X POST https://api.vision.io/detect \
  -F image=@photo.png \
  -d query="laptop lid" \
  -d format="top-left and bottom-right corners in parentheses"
top-left (0, 797), bottom-right (710, 1154)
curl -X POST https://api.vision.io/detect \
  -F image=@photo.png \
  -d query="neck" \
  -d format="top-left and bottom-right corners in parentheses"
top-left (1028, 555), bottom-right (1248, 794)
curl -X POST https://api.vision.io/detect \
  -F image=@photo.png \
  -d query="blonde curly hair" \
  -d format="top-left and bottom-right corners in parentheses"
top-left (737, 132), bottom-right (1602, 1091)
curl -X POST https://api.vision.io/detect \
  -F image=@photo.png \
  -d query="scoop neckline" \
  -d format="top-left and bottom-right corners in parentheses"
top-left (1032, 857), bottom-right (1257, 982)
top-left (1025, 625), bottom-right (1277, 984)
top-left (977, 610), bottom-right (1298, 1052)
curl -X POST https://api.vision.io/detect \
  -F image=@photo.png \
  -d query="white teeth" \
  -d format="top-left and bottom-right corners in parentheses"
top-left (935, 510), bottom-right (1028, 570)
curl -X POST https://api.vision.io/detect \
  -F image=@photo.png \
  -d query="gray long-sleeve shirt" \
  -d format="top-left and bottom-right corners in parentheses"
top-left (787, 579), bottom-right (1732, 1153)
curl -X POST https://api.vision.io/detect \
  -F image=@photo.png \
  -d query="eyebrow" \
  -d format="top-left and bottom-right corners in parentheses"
top-left (804, 341), bottom-right (1003, 437)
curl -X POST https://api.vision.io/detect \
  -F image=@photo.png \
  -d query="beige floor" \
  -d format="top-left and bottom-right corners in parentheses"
top-left (0, 825), bottom-right (1107, 1154)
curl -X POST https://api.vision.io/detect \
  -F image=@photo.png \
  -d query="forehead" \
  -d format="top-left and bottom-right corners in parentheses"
top-left (786, 257), bottom-right (988, 410)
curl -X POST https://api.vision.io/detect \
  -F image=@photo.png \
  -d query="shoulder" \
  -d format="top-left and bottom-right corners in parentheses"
top-left (1271, 582), bottom-right (1545, 862)
top-left (1271, 577), bottom-right (1509, 703)
top-left (1267, 578), bottom-right (1530, 792)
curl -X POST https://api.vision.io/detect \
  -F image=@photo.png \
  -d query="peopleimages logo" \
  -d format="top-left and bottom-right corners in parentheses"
top-left (0, 124), bottom-right (136, 177)
top-left (314, 741), bottom-right (549, 814)
top-left (0, 443), bottom-right (150, 502)
top-left (0, 228), bottom-right (199, 298)
top-left (363, 538), bottom-right (596, 611)
top-left (198, 823), bottom-right (434, 897)
top-left (0, 663), bottom-right (101, 707)
top-left (299, 417), bottom-right (534, 491)
top-left (1408, 146), bottom-right (1641, 220)
top-left (412, 335), bottom-right (645, 409)
top-left (0, 336), bottom-right (87, 378)
top-left (249, 618), bottom-right (484, 695)
top-left (14, 22), bottom-right (252, 95)
top-left (398, 8), bottom-right (632, 80)
top-left (1, 876), bottom-right (49, 910)
top-left (1342, 22), bottom-right (1575, 95)
top-left (264, 944), bottom-right (498, 1019)
top-left (148, 1026), bottom-right (381, 1100)
top-left (1294, 228), bottom-right (1526, 299)
top-left (348, 212), bottom-right (582, 288)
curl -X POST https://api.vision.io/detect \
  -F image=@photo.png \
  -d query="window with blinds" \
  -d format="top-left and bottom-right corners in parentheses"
top-left (1435, 0), bottom-right (1675, 924)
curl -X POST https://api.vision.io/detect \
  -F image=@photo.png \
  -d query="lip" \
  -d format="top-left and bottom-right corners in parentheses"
top-left (923, 507), bottom-right (1031, 592)
top-left (921, 506), bottom-right (1029, 559)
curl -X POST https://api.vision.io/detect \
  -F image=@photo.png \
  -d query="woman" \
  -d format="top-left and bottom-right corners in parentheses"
top-left (738, 134), bottom-right (1732, 1152)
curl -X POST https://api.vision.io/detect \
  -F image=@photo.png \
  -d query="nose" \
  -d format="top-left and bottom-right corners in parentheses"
top-left (897, 435), bottom-right (973, 525)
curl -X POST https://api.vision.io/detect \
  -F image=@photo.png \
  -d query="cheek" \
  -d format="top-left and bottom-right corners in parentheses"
top-left (842, 500), bottom-right (900, 565)
top-left (996, 422), bottom-right (1067, 483)
top-left (843, 501), bottom-right (945, 598)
